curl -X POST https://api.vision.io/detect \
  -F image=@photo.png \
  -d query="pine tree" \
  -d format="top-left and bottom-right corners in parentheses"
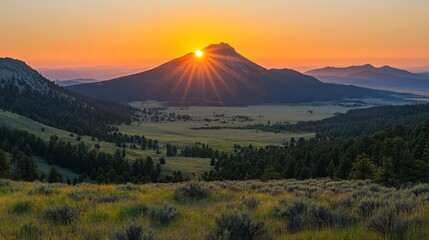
top-left (349, 154), bottom-right (375, 180)
top-left (48, 167), bottom-right (63, 183)
top-left (0, 150), bottom-right (12, 179)
top-left (16, 155), bottom-right (38, 181)
top-left (422, 142), bottom-right (429, 162)
top-left (374, 157), bottom-right (398, 187)
top-left (326, 160), bottom-right (336, 179)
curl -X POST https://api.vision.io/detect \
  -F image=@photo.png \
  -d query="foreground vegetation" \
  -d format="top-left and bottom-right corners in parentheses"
top-left (0, 179), bottom-right (428, 239)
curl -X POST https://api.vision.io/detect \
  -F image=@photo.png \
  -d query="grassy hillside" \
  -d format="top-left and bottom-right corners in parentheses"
top-left (0, 110), bottom-right (212, 177)
top-left (0, 179), bottom-right (428, 239)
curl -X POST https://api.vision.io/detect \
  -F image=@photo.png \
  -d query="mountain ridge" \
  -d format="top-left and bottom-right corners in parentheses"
top-left (306, 64), bottom-right (429, 93)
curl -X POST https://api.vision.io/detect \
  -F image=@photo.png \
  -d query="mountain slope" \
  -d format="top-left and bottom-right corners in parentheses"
top-left (306, 64), bottom-right (429, 92)
top-left (68, 43), bottom-right (392, 106)
top-left (0, 57), bottom-right (134, 139)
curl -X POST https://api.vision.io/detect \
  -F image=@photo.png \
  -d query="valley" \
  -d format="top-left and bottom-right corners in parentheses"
top-left (0, 100), bottom-right (363, 179)
top-left (2, 1), bottom-right (429, 239)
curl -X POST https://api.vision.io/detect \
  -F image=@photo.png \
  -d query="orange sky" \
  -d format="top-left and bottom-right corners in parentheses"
top-left (1, 0), bottom-right (428, 71)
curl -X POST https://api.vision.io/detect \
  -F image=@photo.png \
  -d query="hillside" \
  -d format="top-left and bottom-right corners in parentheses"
top-left (68, 43), bottom-right (393, 106)
top-left (0, 57), bottom-right (135, 140)
top-left (0, 110), bottom-right (212, 177)
top-left (306, 64), bottom-right (429, 92)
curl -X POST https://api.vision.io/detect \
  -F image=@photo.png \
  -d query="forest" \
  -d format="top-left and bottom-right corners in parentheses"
top-left (205, 120), bottom-right (429, 186)
top-left (0, 126), bottom-right (167, 184)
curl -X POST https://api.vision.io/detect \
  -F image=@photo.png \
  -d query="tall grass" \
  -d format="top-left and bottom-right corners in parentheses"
top-left (0, 179), bottom-right (427, 239)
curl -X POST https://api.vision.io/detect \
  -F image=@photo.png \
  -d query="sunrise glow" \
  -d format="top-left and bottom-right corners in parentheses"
top-left (0, 0), bottom-right (428, 71)
top-left (195, 50), bottom-right (203, 57)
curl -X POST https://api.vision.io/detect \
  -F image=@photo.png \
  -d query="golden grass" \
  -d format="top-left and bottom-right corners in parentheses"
top-left (0, 179), bottom-right (428, 239)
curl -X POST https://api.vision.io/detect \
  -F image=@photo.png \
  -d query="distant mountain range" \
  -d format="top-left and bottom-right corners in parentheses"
top-left (54, 78), bottom-right (99, 87)
top-left (68, 43), bottom-right (396, 106)
top-left (38, 66), bottom-right (146, 82)
top-left (306, 64), bottom-right (429, 94)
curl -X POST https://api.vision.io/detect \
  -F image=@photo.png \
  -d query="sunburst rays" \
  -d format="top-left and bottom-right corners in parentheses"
top-left (157, 48), bottom-right (258, 104)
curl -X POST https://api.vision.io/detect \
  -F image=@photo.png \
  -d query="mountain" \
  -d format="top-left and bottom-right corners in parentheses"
top-left (68, 43), bottom-right (394, 106)
top-left (54, 78), bottom-right (99, 87)
top-left (0, 57), bottom-right (134, 139)
top-left (0, 57), bottom-right (63, 95)
top-left (306, 64), bottom-right (429, 93)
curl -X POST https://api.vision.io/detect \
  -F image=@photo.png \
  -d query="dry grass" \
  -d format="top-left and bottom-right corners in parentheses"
top-left (0, 179), bottom-right (428, 239)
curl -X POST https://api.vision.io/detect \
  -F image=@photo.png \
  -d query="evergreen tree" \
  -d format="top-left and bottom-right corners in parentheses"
top-left (422, 142), bottom-right (429, 162)
top-left (349, 154), bottom-right (375, 180)
top-left (48, 167), bottom-right (63, 183)
top-left (326, 160), bottom-right (336, 179)
top-left (0, 149), bottom-right (12, 179)
top-left (15, 155), bottom-right (38, 181)
top-left (374, 157), bottom-right (398, 187)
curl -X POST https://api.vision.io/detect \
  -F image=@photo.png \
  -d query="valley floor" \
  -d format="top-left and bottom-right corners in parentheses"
top-left (0, 179), bottom-right (428, 240)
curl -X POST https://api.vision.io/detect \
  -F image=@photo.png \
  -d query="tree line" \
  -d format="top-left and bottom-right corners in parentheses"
top-left (0, 126), bottom-right (172, 184)
top-left (204, 120), bottom-right (429, 186)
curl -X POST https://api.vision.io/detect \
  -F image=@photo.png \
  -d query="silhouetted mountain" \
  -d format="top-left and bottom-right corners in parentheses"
top-left (68, 43), bottom-right (394, 106)
top-left (306, 64), bottom-right (429, 93)
top-left (0, 57), bottom-right (134, 139)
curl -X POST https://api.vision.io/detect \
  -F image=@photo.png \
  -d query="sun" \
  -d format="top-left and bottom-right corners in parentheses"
top-left (195, 50), bottom-right (203, 57)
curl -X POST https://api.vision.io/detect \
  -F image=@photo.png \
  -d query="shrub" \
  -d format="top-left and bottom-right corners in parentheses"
top-left (119, 203), bottom-right (149, 219)
top-left (97, 195), bottom-right (122, 203)
top-left (206, 212), bottom-right (266, 240)
top-left (0, 179), bottom-right (11, 187)
top-left (174, 181), bottom-right (210, 200)
top-left (393, 198), bottom-right (418, 214)
top-left (68, 191), bottom-right (87, 201)
top-left (118, 183), bottom-right (141, 191)
top-left (149, 204), bottom-right (179, 226)
top-left (410, 184), bottom-right (429, 196)
top-left (115, 224), bottom-right (155, 240)
top-left (11, 201), bottom-right (32, 214)
top-left (28, 185), bottom-right (54, 196)
top-left (276, 200), bottom-right (351, 233)
top-left (367, 207), bottom-right (426, 239)
top-left (18, 223), bottom-right (43, 240)
top-left (43, 205), bottom-right (78, 225)
top-left (356, 197), bottom-right (385, 218)
top-left (242, 196), bottom-right (260, 210)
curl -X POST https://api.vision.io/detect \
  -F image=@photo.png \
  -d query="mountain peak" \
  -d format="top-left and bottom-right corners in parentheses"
top-left (0, 57), bottom-right (57, 94)
top-left (0, 57), bottom-right (34, 73)
top-left (360, 64), bottom-right (375, 68)
top-left (204, 42), bottom-right (234, 51)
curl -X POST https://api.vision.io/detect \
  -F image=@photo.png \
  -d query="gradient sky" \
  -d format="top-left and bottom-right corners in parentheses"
top-left (1, 0), bottom-right (429, 72)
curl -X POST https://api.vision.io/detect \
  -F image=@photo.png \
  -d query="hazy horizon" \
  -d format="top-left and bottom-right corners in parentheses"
top-left (38, 61), bottom-right (429, 81)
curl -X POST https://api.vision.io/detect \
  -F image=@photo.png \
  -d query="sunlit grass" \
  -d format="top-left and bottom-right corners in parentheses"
top-left (0, 179), bottom-right (428, 239)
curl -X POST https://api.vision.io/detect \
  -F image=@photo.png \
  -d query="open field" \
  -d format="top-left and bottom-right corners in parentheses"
top-left (0, 179), bottom-right (428, 240)
top-left (120, 122), bottom-right (313, 151)
top-left (121, 100), bottom-right (377, 151)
